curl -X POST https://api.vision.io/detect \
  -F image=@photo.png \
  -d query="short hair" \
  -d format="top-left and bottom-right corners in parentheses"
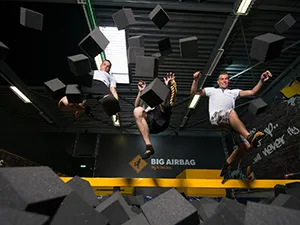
top-left (103, 59), bottom-right (112, 69)
top-left (218, 71), bottom-right (229, 79)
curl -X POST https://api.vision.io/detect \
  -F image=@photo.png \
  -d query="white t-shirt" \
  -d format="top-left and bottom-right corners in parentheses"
top-left (204, 87), bottom-right (241, 119)
top-left (93, 70), bottom-right (117, 88)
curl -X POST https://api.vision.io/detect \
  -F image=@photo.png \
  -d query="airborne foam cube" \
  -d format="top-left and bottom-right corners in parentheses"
top-left (112, 8), bottom-right (136, 30)
top-left (68, 54), bottom-right (91, 76)
top-left (158, 37), bottom-right (172, 56)
top-left (248, 98), bottom-right (268, 116)
top-left (250, 33), bottom-right (285, 62)
top-left (275, 14), bottom-right (296, 34)
top-left (44, 78), bottom-right (66, 100)
top-left (140, 78), bottom-right (169, 107)
top-left (78, 28), bottom-right (109, 59)
top-left (135, 56), bottom-right (158, 78)
top-left (20, 7), bottom-right (43, 31)
top-left (179, 36), bottom-right (198, 58)
top-left (128, 47), bottom-right (145, 64)
top-left (149, 5), bottom-right (170, 30)
top-left (77, 71), bottom-right (94, 88)
top-left (65, 84), bottom-right (82, 103)
top-left (128, 35), bottom-right (144, 47)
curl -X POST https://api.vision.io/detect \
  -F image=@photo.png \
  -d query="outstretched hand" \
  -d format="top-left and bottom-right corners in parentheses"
top-left (138, 80), bottom-right (146, 92)
top-left (261, 70), bottom-right (272, 82)
top-left (164, 72), bottom-right (175, 86)
top-left (193, 71), bottom-right (201, 80)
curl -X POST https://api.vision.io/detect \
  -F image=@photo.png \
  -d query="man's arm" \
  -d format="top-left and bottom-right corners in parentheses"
top-left (110, 87), bottom-right (118, 100)
top-left (135, 80), bottom-right (146, 108)
top-left (239, 70), bottom-right (272, 97)
top-left (190, 71), bottom-right (205, 96)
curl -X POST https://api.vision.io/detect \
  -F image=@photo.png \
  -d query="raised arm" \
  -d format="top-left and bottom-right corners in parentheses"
top-left (239, 70), bottom-right (272, 97)
top-left (135, 80), bottom-right (146, 108)
top-left (190, 71), bottom-right (205, 96)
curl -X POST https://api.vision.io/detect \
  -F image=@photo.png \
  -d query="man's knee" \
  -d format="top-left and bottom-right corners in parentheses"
top-left (239, 142), bottom-right (251, 151)
top-left (134, 107), bottom-right (145, 118)
top-left (229, 109), bottom-right (237, 118)
top-left (58, 96), bottom-right (68, 110)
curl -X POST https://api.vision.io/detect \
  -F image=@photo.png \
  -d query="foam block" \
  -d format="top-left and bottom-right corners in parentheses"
top-left (274, 184), bottom-right (287, 197)
top-left (248, 98), bottom-right (268, 115)
top-left (179, 36), bottom-right (198, 58)
top-left (68, 54), bottom-right (91, 76)
top-left (77, 71), bottom-right (94, 88)
top-left (44, 78), bottom-right (66, 100)
top-left (203, 205), bottom-right (243, 225)
top-left (215, 198), bottom-right (246, 222)
top-left (128, 47), bottom-right (145, 64)
top-left (65, 84), bottom-right (82, 103)
top-left (95, 191), bottom-right (135, 225)
top-left (149, 5), bottom-right (170, 30)
top-left (158, 37), bottom-right (172, 56)
top-left (152, 52), bottom-right (164, 64)
top-left (271, 194), bottom-right (300, 210)
top-left (112, 8), bottom-right (136, 30)
top-left (135, 56), bottom-right (158, 78)
top-left (99, 94), bottom-right (121, 116)
top-left (20, 7), bottom-right (43, 31)
top-left (198, 202), bottom-right (219, 221)
top-left (140, 77), bottom-right (169, 107)
top-left (66, 176), bottom-right (99, 208)
top-left (275, 14), bottom-right (296, 34)
top-left (124, 195), bottom-right (145, 206)
top-left (244, 201), bottom-right (300, 225)
top-left (128, 35), bottom-right (144, 47)
top-left (250, 33), bottom-right (285, 62)
top-left (131, 205), bottom-right (142, 214)
top-left (0, 41), bottom-right (9, 60)
top-left (0, 166), bottom-right (71, 217)
top-left (50, 191), bottom-right (109, 225)
top-left (122, 213), bottom-right (150, 225)
top-left (141, 188), bottom-right (199, 225)
top-left (79, 28), bottom-right (109, 59)
top-left (0, 206), bottom-right (49, 225)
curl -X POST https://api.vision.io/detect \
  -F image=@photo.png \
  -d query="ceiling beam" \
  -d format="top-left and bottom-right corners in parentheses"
top-left (0, 60), bottom-right (64, 129)
top-left (253, 4), bottom-right (300, 13)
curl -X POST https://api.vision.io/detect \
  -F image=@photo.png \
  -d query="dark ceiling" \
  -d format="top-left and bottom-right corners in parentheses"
top-left (0, 0), bottom-right (300, 136)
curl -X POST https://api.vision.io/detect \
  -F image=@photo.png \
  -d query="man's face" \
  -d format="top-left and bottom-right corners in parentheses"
top-left (217, 74), bottom-right (229, 89)
top-left (100, 61), bottom-right (111, 73)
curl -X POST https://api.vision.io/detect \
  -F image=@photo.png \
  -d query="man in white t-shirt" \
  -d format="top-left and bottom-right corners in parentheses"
top-left (190, 70), bottom-right (272, 177)
top-left (58, 60), bottom-right (119, 119)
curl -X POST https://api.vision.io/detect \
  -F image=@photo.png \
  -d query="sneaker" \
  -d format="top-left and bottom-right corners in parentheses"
top-left (247, 131), bottom-right (265, 147)
top-left (220, 161), bottom-right (230, 177)
top-left (142, 145), bottom-right (155, 159)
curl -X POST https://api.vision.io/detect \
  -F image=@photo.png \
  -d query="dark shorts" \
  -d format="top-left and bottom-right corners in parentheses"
top-left (146, 106), bottom-right (171, 134)
top-left (81, 80), bottom-right (110, 100)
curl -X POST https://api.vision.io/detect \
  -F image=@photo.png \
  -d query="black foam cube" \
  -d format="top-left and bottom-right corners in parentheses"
top-left (135, 56), bottom-right (159, 78)
top-left (123, 213), bottom-right (150, 225)
top-left (158, 37), bottom-right (172, 56)
top-left (141, 188), bottom-right (199, 225)
top-left (149, 5), bottom-right (170, 30)
top-left (95, 191), bottom-right (135, 225)
top-left (140, 78), bottom-right (169, 107)
top-left (248, 98), bottom-right (268, 115)
top-left (66, 176), bottom-right (99, 208)
top-left (274, 184), bottom-right (287, 197)
top-left (112, 8), bottom-right (136, 30)
top-left (215, 198), bottom-right (246, 222)
top-left (128, 47), bottom-right (145, 64)
top-left (68, 54), bottom-right (91, 76)
top-left (275, 14), bottom-right (296, 34)
top-left (99, 94), bottom-right (121, 116)
top-left (50, 191), bottom-right (109, 225)
top-left (65, 84), bottom-right (82, 103)
top-left (0, 41), bottom-right (9, 60)
top-left (152, 52), bottom-right (164, 64)
top-left (179, 36), bottom-right (198, 58)
top-left (250, 33), bottom-right (285, 62)
top-left (0, 166), bottom-right (71, 217)
top-left (20, 7), bottom-right (43, 31)
top-left (44, 78), bottom-right (66, 100)
top-left (77, 71), bottom-right (94, 88)
top-left (79, 28), bottom-right (109, 59)
top-left (0, 206), bottom-right (49, 225)
top-left (128, 35), bottom-right (144, 47)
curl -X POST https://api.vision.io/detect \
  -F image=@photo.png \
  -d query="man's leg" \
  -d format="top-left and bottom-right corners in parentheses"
top-left (133, 107), bottom-right (155, 159)
top-left (229, 109), bottom-right (264, 147)
top-left (58, 96), bottom-right (86, 118)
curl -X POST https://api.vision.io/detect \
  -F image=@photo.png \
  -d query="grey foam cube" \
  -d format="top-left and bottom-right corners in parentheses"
top-left (128, 47), bottom-right (145, 64)
top-left (77, 71), bottom-right (94, 88)
top-left (275, 14), bottom-right (296, 34)
top-left (179, 36), bottom-right (198, 58)
top-left (271, 194), bottom-right (300, 211)
top-left (95, 191), bottom-right (135, 225)
top-left (140, 78), bottom-right (169, 107)
top-left (128, 35), bottom-right (144, 47)
top-left (65, 84), bottom-right (82, 103)
top-left (112, 8), bottom-right (136, 30)
top-left (20, 7), bottom-right (43, 31)
top-left (149, 5), bottom-right (170, 30)
top-left (68, 54), bottom-right (91, 76)
top-left (44, 78), bottom-right (66, 100)
top-left (135, 56), bottom-right (158, 78)
top-left (0, 166), bottom-right (71, 216)
top-left (202, 206), bottom-right (243, 225)
top-left (122, 213), bottom-right (150, 225)
top-left (248, 98), bottom-right (268, 116)
top-left (250, 33), bottom-right (285, 62)
top-left (152, 52), bottom-right (164, 64)
top-left (215, 198), bottom-right (246, 222)
top-left (244, 201), bottom-right (300, 225)
top-left (0, 41), bottom-right (9, 60)
top-left (141, 188), bottom-right (199, 225)
top-left (158, 37), bottom-right (172, 56)
top-left (78, 28), bottom-right (109, 59)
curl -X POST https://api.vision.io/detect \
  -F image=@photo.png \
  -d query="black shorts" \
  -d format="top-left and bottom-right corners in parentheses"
top-left (81, 80), bottom-right (111, 100)
top-left (146, 106), bottom-right (171, 134)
